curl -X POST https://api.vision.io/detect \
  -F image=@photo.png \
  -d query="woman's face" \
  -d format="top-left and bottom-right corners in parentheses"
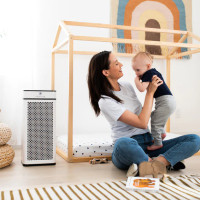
top-left (105, 53), bottom-right (123, 80)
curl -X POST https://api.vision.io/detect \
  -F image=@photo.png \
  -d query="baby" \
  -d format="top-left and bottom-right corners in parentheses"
top-left (132, 52), bottom-right (176, 150)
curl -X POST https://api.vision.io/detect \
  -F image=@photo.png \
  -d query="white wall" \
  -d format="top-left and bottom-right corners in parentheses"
top-left (0, 0), bottom-right (34, 145)
top-left (1, 0), bottom-right (200, 145)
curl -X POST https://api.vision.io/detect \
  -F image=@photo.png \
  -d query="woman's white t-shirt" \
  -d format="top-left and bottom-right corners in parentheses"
top-left (98, 81), bottom-right (150, 143)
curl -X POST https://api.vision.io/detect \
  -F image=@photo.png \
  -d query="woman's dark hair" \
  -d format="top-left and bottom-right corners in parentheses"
top-left (87, 51), bottom-right (122, 116)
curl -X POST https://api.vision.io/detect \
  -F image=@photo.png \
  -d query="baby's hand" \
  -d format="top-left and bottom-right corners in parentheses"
top-left (135, 76), bottom-right (140, 82)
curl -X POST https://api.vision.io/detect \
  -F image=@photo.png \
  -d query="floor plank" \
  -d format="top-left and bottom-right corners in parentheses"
top-left (0, 148), bottom-right (199, 190)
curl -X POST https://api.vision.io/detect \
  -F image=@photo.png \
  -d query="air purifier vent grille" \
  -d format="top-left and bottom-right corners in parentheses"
top-left (27, 102), bottom-right (53, 160)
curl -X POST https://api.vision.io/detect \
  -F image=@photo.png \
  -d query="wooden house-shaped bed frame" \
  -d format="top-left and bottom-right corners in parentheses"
top-left (52, 21), bottom-right (200, 162)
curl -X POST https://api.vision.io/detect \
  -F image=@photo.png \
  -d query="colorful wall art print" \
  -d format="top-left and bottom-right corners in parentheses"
top-left (111, 0), bottom-right (192, 58)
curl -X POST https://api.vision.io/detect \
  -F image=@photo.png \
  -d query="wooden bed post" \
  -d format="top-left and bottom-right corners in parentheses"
top-left (166, 58), bottom-right (171, 132)
top-left (67, 35), bottom-right (74, 162)
top-left (165, 33), bottom-right (188, 133)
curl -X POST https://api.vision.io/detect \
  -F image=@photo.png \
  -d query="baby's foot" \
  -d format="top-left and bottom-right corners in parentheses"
top-left (162, 133), bottom-right (166, 140)
top-left (147, 144), bottom-right (163, 151)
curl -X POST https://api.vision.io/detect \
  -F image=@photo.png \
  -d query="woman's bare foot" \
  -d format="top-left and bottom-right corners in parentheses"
top-left (147, 144), bottom-right (163, 150)
top-left (162, 133), bottom-right (166, 140)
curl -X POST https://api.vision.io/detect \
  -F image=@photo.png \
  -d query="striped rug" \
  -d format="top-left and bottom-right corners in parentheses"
top-left (1, 175), bottom-right (200, 200)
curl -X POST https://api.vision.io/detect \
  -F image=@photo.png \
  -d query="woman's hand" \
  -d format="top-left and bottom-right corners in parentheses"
top-left (147, 75), bottom-right (163, 94)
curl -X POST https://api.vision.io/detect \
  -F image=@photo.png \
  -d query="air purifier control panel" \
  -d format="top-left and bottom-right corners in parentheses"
top-left (23, 90), bottom-right (56, 99)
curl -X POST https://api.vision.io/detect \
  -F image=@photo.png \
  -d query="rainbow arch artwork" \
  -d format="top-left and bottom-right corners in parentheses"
top-left (110, 0), bottom-right (192, 58)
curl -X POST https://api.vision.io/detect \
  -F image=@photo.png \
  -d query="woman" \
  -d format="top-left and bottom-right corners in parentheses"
top-left (87, 51), bottom-right (200, 177)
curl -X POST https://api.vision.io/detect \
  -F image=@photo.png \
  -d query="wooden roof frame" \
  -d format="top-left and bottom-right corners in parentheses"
top-left (52, 21), bottom-right (200, 162)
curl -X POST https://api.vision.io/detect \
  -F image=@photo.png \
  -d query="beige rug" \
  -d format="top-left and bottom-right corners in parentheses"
top-left (1, 175), bottom-right (200, 200)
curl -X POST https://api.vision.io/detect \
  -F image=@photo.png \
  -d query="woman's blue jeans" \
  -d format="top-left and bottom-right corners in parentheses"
top-left (112, 132), bottom-right (200, 170)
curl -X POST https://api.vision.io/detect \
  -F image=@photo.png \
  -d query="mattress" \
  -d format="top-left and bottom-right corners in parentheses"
top-left (57, 134), bottom-right (114, 157)
top-left (56, 133), bottom-right (181, 157)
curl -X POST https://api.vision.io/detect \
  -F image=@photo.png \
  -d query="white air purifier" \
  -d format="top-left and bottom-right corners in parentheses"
top-left (22, 90), bottom-right (56, 166)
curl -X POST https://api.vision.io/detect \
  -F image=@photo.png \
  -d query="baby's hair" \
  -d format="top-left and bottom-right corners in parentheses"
top-left (133, 51), bottom-right (153, 65)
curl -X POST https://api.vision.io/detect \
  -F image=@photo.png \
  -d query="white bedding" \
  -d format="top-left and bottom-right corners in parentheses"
top-left (57, 133), bottom-right (114, 157)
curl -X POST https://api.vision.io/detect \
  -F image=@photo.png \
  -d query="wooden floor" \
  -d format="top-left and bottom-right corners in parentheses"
top-left (0, 148), bottom-right (200, 190)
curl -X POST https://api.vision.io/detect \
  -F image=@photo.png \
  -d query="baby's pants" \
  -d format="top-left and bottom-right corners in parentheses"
top-left (151, 95), bottom-right (176, 145)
